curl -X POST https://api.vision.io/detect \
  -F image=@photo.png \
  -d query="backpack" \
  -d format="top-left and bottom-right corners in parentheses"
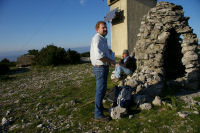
top-left (117, 86), bottom-right (133, 108)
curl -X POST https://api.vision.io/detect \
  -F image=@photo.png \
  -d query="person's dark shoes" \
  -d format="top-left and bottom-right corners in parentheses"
top-left (94, 116), bottom-right (111, 122)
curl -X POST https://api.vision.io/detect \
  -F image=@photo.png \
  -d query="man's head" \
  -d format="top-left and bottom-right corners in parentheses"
top-left (96, 21), bottom-right (107, 37)
top-left (122, 49), bottom-right (129, 59)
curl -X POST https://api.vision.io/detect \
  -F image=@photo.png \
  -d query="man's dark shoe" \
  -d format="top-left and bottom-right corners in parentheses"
top-left (94, 116), bottom-right (111, 122)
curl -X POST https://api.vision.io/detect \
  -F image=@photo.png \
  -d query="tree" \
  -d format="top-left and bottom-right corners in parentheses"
top-left (66, 49), bottom-right (80, 64)
top-left (37, 45), bottom-right (68, 66)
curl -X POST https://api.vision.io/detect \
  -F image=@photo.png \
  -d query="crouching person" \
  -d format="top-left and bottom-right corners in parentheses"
top-left (112, 49), bottom-right (136, 82)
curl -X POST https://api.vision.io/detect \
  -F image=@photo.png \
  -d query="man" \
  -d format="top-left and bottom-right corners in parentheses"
top-left (90, 21), bottom-right (115, 121)
top-left (112, 49), bottom-right (136, 82)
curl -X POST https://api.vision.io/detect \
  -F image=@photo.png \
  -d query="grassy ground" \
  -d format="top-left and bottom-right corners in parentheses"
top-left (0, 63), bottom-right (200, 132)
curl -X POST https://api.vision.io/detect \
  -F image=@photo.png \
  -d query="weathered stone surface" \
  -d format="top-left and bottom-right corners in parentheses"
top-left (17, 54), bottom-right (35, 67)
top-left (177, 111), bottom-right (189, 118)
top-left (124, 78), bottom-right (138, 88)
top-left (152, 96), bottom-right (162, 106)
top-left (1, 117), bottom-right (8, 126)
top-left (181, 45), bottom-right (197, 54)
top-left (183, 51), bottom-right (198, 61)
top-left (139, 103), bottom-right (152, 110)
top-left (37, 124), bottom-right (43, 128)
top-left (110, 106), bottom-right (127, 119)
top-left (157, 32), bottom-right (170, 43)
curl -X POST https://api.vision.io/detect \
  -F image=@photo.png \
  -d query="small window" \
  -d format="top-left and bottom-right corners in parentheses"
top-left (109, 0), bottom-right (119, 5)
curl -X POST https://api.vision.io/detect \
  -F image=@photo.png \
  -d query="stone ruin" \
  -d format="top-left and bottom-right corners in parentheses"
top-left (110, 2), bottom-right (200, 119)
top-left (17, 54), bottom-right (35, 67)
top-left (124, 2), bottom-right (200, 96)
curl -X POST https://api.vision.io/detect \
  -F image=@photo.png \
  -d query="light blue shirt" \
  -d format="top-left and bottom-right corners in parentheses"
top-left (123, 56), bottom-right (129, 63)
top-left (90, 33), bottom-right (111, 66)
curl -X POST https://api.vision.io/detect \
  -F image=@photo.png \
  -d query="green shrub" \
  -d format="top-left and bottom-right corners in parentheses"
top-left (0, 58), bottom-right (16, 68)
top-left (66, 49), bottom-right (80, 64)
top-left (37, 45), bottom-right (68, 66)
top-left (80, 52), bottom-right (90, 57)
top-left (0, 63), bottom-right (10, 75)
top-left (28, 49), bottom-right (39, 56)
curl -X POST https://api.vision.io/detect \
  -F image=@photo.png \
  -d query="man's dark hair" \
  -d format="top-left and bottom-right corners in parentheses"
top-left (95, 21), bottom-right (106, 30)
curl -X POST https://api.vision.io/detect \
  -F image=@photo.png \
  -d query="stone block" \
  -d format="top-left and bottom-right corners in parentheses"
top-left (139, 103), bottom-right (152, 110)
top-left (157, 32), bottom-right (170, 43)
top-left (152, 96), bottom-right (162, 106)
top-left (110, 106), bottom-right (127, 119)
top-left (181, 45), bottom-right (197, 54)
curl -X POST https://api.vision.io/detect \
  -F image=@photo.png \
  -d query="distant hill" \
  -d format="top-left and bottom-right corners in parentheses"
top-left (68, 46), bottom-right (90, 53)
top-left (0, 50), bottom-right (27, 62)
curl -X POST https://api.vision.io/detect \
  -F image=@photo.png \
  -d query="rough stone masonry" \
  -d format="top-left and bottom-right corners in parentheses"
top-left (124, 2), bottom-right (200, 97)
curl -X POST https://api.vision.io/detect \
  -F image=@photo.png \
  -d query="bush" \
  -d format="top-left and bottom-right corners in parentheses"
top-left (37, 45), bottom-right (68, 66)
top-left (27, 45), bottom-right (81, 66)
top-left (0, 58), bottom-right (16, 68)
top-left (28, 49), bottom-right (39, 56)
top-left (0, 59), bottom-right (10, 75)
top-left (66, 49), bottom-right (80, 64)
top-left (80, 52), bottom-right (90, 57)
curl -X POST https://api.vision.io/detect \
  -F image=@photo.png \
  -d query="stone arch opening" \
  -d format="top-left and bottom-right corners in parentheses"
top-left (125, 2), bottom-right (199, 94)
top-left (163, 29), bottom-right (186, 80)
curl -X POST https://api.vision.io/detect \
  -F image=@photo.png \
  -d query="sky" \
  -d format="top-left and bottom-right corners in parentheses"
top-left (0, 0), bottom-right (200, 54)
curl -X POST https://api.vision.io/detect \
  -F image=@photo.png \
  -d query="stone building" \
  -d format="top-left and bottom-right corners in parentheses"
top-left (106, 0), bottom-right (157, 56)
top-left (124, 2), bottom-right (200, 96)
top-left (17, 55), bottom-right (35, 67)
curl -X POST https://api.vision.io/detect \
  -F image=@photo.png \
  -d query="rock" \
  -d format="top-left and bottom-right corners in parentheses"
top-left (1, 117), bottom-right (8, 126)
top-left (139, 103), bottom-right (152, 110)
top-left (177, 111), bottom-right (189, 118)
top-left (14, 100), bottom-right (19, 104)
top-left (124, 78), bottom-right (138, 88)
top-left (103, 99), bottom-right (106, 103)
top-left (118, 80), bottom-right (124, 86)
top-left (152, 96), bottom-right (162, 106)
top-left (37, 124), bottom-right (43, 128)
top-left (129, 115), bottom-right (134, 119)
top-left (6, 110), bottom-right (10, 116)
top-left (157, 32), bottom-right (170, 43)
top-left (136, 85), bottom-right (143, 93)
top-left (9, 124), bottom-right (20, 131)
top-left (193, 111), bottom-right (199, 115)
top-left (110, 106), bottom-right (127, 119)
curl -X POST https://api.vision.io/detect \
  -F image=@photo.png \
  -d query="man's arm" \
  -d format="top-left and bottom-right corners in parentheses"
top-left (100, 57), bottom-right (115, 67)
top-left (119, 59), bottom-right (126, 67)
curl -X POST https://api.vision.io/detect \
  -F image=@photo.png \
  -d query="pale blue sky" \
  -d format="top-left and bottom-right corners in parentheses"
top-left (0, 0), bottom-right (199, 53)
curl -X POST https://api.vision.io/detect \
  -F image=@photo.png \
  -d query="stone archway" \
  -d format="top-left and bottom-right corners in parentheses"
top-left (163, 28), bottom-right (185, 80)
top-left (124, 2), bottom-right (200, 96)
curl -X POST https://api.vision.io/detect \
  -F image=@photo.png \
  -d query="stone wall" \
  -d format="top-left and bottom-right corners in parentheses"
top-left (124, 2), bottom-right (200, 96)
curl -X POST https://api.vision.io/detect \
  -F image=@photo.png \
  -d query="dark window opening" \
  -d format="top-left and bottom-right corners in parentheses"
top-left (110, 0), bottom-right (119, 4)
top-left (111, 10), bottom-right (125, 25)
top-left (163, 29), bottom-right (185, 80)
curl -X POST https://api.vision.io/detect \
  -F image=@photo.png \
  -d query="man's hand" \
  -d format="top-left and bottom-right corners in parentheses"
top-left (100, 57), bottom-right (115, 67)
top-left (110, 60), bottom-right (115, 67)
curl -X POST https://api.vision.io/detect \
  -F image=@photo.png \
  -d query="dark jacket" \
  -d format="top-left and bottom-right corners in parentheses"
top-left (119, 56), bottom-right (136, 72)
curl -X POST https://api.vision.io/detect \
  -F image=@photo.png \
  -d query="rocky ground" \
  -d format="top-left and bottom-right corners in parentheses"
top-left (0, 63), bottom-right (200, 132)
